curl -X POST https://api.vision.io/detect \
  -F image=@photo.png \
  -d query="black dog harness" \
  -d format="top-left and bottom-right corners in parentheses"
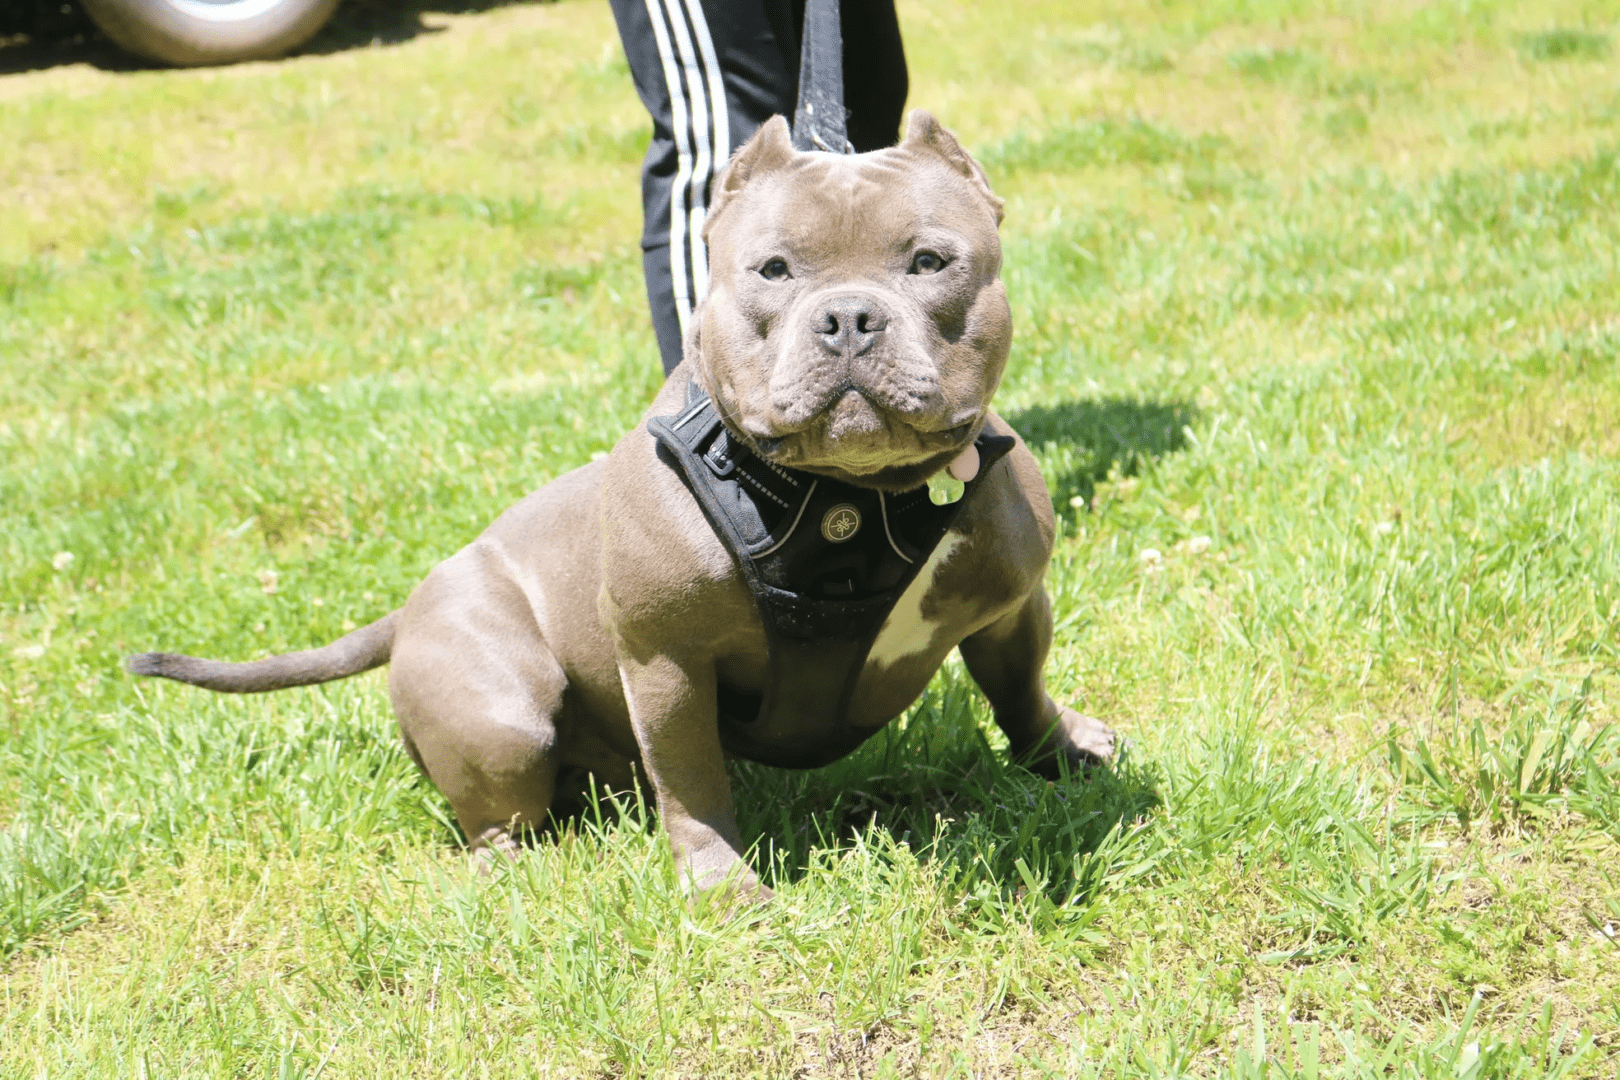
top-left (649, 382), bottom-right (1015, 768)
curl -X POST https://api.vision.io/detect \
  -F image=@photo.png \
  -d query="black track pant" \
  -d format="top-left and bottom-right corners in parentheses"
top-left (609, 0), bottom-right (909, 375)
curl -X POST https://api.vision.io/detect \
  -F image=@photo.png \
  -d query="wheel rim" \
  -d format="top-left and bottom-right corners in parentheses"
top-left (164, 0), bottom-right (292, 23)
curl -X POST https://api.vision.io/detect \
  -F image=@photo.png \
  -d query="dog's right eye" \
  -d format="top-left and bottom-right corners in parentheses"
top-left (759, 258), bottom-right (792, 281)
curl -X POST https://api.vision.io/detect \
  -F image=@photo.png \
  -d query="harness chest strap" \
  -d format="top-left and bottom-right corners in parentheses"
top-left (647, 381), bottom-right (1014, 768)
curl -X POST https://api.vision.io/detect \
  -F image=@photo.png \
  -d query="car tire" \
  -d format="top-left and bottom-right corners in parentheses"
top-left (79, 0), bottom-right (340, 66)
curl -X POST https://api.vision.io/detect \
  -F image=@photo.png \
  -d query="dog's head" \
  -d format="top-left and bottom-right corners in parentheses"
top-left (692, 110), bottom-right (1010, 492)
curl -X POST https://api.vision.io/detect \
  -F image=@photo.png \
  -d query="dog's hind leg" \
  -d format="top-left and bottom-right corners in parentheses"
top-left (387, 555), bottom-right (568, 858)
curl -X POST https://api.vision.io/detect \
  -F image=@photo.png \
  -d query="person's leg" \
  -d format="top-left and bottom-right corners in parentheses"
top-left (610, 0), bottom-right (908, 376)
top-left (639, 244), bottom-right (684, 378)
top-left (610, 0), bottom-right (797, 375)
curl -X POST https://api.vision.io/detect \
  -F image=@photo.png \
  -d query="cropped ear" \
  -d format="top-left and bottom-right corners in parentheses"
top-left (703, 115), bottom-right (796, 240)
top-left (901, 110), bottom-right (1005, 226)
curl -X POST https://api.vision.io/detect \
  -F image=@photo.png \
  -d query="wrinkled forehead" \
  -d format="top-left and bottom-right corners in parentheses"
top-left (715, 149), bottom-right (993, 257)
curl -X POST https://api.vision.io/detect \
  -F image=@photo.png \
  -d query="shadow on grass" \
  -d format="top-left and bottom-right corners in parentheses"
top-left (0, 0), bottom-right (136, 75)
top-left (1007, 395), bottom-right (1198, 510)
top-left (730, 675), bottom-right (1162, 901)
top-left (299, 0), bottom-right (549, 56)
top-left (0, 0), bottom-right (546, 76)
top-left (522, 676), bottom-right (1161, 905)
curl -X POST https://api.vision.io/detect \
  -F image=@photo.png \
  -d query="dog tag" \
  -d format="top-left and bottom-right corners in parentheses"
top-left (929, 444), bottom-right (979, 505)
top-left (928, 472), bottom-right (965, 505)
top-left (947, 444), bottom-right (980, 482)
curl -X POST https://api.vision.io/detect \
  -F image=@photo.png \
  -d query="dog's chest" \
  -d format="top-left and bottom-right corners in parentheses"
top-left (650, 386), bottom-right (1016, 768)
top-left (865, 533), bottom-right (964, 673)
top-left (712, 529), bottom-right (997, 758)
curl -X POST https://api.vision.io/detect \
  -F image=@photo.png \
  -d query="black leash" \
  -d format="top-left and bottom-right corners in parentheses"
top-left (792, 0), bottom-right (852, 153)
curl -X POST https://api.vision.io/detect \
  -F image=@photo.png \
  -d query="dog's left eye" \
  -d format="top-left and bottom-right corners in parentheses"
top-left (759, 258), bottom-right (792, 281)
top-left (911, 251), bottom-right (948, 275)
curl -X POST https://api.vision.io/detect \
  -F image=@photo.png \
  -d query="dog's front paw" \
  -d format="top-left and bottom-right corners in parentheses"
top-left (1055, 707), bottom-right (1117, 766)
top-left (682, 844), bottom-right (775, 907)
top-left (1014, 707), bottom-right (1117, 779)
top-left (694, 872), bottom-right (776, 914)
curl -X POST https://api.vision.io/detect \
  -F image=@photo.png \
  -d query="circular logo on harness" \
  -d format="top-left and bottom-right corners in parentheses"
top-left (820, 503), bottom-right (862, 543)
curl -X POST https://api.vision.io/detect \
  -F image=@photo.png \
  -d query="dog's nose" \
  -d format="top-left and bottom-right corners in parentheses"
top-left (815, 295), bottom-right (888, 359)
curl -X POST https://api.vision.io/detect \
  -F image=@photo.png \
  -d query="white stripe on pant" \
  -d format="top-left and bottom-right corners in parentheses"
top-left (642, 0), bottom-right (730, 336)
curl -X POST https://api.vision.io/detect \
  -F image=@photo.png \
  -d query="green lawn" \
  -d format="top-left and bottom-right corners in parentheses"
top-left (3, 0), bottom-right (1619, 1075)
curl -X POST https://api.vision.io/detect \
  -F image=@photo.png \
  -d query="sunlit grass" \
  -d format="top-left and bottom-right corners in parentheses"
top-left (2, 0), bottom-right (1618, 1074)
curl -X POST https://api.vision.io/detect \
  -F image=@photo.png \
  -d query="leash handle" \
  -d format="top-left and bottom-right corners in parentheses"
top-left (792, 0), bottom-right (851, 153)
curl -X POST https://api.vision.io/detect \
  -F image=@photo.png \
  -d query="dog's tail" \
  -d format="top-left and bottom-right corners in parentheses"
top-left (126, 611), bottom-right (399, 693)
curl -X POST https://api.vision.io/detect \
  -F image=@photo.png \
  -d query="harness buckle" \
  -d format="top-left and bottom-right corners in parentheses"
top-left (704, 429), bottom-right (739, 479)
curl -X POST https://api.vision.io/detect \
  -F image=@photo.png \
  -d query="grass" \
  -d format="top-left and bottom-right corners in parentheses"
top-left (2, 0), bottom-right (1619, 1074)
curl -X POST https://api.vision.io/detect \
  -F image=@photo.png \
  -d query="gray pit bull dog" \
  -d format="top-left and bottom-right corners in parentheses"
top-left (128, 111), bottom-right (1116, 898)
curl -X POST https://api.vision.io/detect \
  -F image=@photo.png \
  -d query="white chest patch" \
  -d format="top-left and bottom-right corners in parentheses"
top-left (866, 533), bottom-right (965, 672)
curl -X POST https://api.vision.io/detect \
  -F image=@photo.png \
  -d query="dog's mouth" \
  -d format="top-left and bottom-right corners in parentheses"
top-left (749, 421), bottom-right (972, 460)
top-left (735, 390), bottom-right (983, 489)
